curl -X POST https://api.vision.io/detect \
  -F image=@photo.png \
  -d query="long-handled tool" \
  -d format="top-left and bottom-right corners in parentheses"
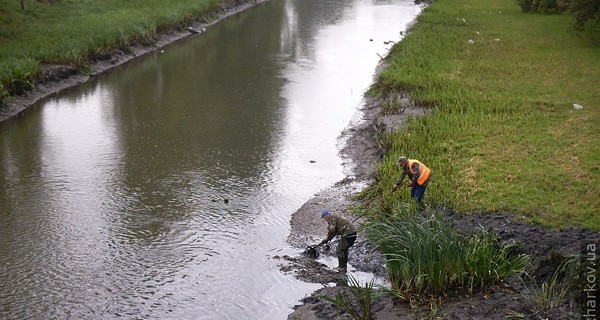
top-left (303, 190), bottom-right (393, 258)
top-left (351, 190), bottom-right (394, 223)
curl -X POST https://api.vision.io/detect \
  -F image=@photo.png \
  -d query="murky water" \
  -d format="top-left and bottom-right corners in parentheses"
top-left (0, 0), bottom-right (420, 318)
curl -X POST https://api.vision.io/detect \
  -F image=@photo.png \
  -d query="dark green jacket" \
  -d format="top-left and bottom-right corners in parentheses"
top-left (324, 215), bottom-right (357, 242)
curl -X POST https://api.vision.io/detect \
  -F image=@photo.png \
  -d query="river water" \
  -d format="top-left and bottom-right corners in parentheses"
top-left (0, 0), bottom-right (420, 318)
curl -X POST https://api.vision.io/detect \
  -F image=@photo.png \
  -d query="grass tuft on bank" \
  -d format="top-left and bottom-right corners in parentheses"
top-left (370, 0), bottom-right (600, 229)
top-left (364, 205), bottom-right (528, 297)
top-left (0, 0), bottom-right (229, 98)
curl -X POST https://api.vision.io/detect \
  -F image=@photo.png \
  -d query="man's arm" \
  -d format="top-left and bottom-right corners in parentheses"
top-left (394, 171), bottom-right (407, 186)
top-left (410, 162), bottom-right (421, 184)
top-left (321, 222), bottom-right (337, 244)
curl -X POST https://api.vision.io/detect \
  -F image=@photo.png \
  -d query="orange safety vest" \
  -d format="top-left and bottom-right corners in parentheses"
top-left (408, 159), bottom-right (431, 185)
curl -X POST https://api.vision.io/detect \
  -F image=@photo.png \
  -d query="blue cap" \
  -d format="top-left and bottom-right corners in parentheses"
top-left (321, 210), bottom-right (330, 218)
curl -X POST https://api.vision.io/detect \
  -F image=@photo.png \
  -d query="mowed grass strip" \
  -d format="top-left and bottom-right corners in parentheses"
top-left (372, 0), bottom-right (600, 229)
top-left (0, 0), bottom-right (224, 95)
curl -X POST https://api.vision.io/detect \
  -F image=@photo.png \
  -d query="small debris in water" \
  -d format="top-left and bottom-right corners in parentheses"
top-left (310, 160), bottom-right (316, 163)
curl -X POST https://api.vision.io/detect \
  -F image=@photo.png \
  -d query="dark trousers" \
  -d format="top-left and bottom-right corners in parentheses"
top-left (337, 233), bottom-right (357, 269)
top-left (411, 183), bottom-right (427, 203)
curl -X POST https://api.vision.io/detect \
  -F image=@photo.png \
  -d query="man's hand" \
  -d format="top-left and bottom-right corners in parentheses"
top-left (407, 181), bottom-right (413, 187)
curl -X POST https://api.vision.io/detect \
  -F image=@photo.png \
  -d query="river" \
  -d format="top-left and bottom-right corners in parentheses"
top-left (0, 0), bottom-right (420, 318)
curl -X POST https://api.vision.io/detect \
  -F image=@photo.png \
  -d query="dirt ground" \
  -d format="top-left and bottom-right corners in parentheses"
top-left (283, 92), bottom-right (600, 319)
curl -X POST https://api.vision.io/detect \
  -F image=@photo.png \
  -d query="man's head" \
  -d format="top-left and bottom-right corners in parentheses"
top-left (397, 156), bottom-right (408, 168)
top-left (321, 209), bottom-right (331, 221)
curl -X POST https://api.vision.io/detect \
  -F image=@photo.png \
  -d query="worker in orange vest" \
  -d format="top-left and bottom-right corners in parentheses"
top-left (391, 156), bottom-right (431, 206)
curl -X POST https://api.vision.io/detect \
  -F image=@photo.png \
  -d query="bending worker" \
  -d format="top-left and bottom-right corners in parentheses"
top-left (318, 210), bottom-right (357, 273)
top-left (391, 156), bottom-right (431, 206)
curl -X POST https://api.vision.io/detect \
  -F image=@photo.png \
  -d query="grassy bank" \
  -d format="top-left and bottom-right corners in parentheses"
top-left (0, 0), bottom-right (234, 99)
top-left (371, 0), bottom-right (599, 229)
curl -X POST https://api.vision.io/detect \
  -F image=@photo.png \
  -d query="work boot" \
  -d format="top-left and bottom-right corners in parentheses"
top-left (336, 257), bottom-right (348, 273)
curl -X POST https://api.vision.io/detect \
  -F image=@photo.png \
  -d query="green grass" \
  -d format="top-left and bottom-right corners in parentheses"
top-left (370, 0), bottom-right (600, 229)
top-left (0, 0), bottom-right (228, 96)
top-left (364, 206), bottom-right (529, 297)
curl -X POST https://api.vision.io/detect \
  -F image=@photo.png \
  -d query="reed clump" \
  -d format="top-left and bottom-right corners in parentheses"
top-left (363, 206), bottom-right (529, 299)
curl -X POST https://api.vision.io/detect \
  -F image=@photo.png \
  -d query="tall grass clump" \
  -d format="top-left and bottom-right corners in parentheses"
top-left (528, 256), bottom-right (576, 311)
top-left (364, 206), bottom-right (529, 297)
top-left (0, 57), bottom-right (39, 96)
top-left (527, 253), bottom-right (600, 312)
top-left (319, 275), bottom-right (380, 320)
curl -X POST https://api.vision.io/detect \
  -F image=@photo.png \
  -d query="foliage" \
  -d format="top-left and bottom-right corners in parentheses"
top-left (566, 0), bottom-right (600, 31)
top-left (0, 57), bottom-right (38, 96)
top-left (516, 0), bottom-right (565, 14)
top-left (319, 275), bottom-right (380, 320)
top-left (364, 206), bottom-right (529, 297)
top-left (515, 0), bottom-right (600, 33)
top-left (524, 254), bottom-right (599, 311)
top-left (528, 260), bottom-right (573, 311)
